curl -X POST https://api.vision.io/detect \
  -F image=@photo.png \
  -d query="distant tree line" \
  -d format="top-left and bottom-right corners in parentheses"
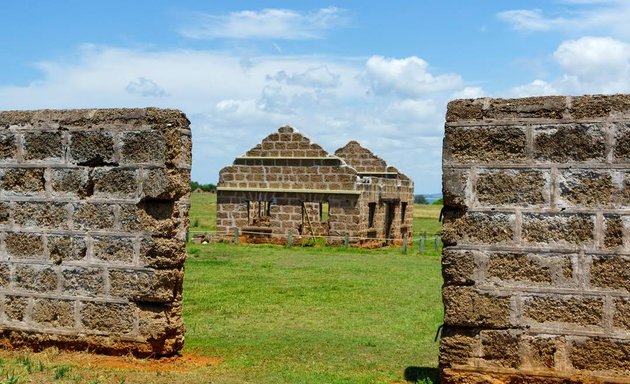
top-left (414, 195), bottom-right (443, 205)
top-left (190, 181), bottom-right (217, 192)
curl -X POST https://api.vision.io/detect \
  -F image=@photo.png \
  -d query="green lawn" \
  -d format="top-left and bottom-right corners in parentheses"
top-left (189, 192), bottom-right (217, 232)
top-left (183, 243), bottom-right (443, 383)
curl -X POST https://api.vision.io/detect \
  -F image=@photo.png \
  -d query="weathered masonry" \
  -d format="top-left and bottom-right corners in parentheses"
top-left (440, 95), bottom-right (630, 383)
top-left (216, 126), bottom-right (413, 244)
top-left (0, 108), bottom-right (191, 356)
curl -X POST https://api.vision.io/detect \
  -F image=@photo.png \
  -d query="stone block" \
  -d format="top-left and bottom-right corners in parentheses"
top-left (441, 249), bottom-right (478, 285)
top-left (4, 295), bottom-right (29, 321)
top-left (163, 126), bottom-right (191, 167)
top-left (48, 235), bottom-right (87, 263)
top-left (12, 202), bottom-right (69, 229)
top-left (485, 96), bottom-right (567, 120)
top-left (613, 298), bottom-right (629, 330)
top-left (137, 302), bottom-right (184, 354)
top-left (613, 122), bottom-right (630, 162)
top-left (522, 295), bottom-right (603, 327)
top-left (109, 268), bottom-right (182, 302)
top-left (445, 99), bottom-right (484, 122)
top-left (91, 167), bottom-right (138, 198)
top-left (31, 299), bottom-right (74, 328)
top-left (480, 330), bottom-right (521, 368)
top-left (0, 132), bottom-right (16, 160)
top-left (69, 131), bottom-right (115, 165)
top-left (92, 236), bottom-right (135, 264)
top-left (442, 167), bottom-right (468, 208)
top-left (603, 215), bottom-right (624, 249)
top-left (142, 168), bottom-right (189, 200)
top-left (4, 233), bottom-right (44, 258)
top-left (74, 203), bottom-right (115, 230)
top-left (476, 169), bottom-right (547, 207)
top-left (589, 255), bottom-right (629, 292)
top-left (443, 126), bottom-right (527, 163)
top-left (80, 302), bottom-right (134, 334)
top-left (525, 335), bottom-right (560, 370)
top-left (442, 210), bottom-right (514, 246)
top-left (0, 262), bottom-right (9, 287)
top-left (533, 124), bottom-right (606, 162)
top-left (486, 253), bottom-right (572, 286)
top-left (62, 267), bottom-right (105, 297)
top-left (139, 237), bottom-right (186, 269)
top-left (557, 170), bottom-right (615, 208)
top-left (50, 168), bottom-right (91, 197)
top-left (570, 94), bottom-right (630, 119)
top-left (521, 213), bottom-right (594, 246)
top-left (442, 286), bottom-right (512, 328)
top-left (0, 168), bottom-right (45, 193)
top-left (23, 131), bottom-right (63, 161)
top-left (14, 264), bottom-right (57, 292)
top-left (569, 337), bottom-right (630, 372)
top-left (439, 326), bottom-right (480, 367)
top-left (120, 131), bottom-right (165, 164)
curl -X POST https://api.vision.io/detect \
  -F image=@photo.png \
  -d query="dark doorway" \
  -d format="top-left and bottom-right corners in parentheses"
top-left (384, 202), bottom-right (396, 242)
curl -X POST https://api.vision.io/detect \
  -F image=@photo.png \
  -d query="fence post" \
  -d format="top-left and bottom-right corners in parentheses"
top-left (287, 232), bottom-right (293, 248)
top-left (234, 227), bottom-right (239, 244)
top-left (434, 236), bottom-right (439, 252)
top-left (419, 237), bottom-right (424, 254)
top-left (402, 237), bottom-right (407, 254)
top-left (344, 234), bottom-right (349, 248)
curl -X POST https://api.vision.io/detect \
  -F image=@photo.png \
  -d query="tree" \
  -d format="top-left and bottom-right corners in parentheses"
top-left (190, 181), bottom-right (216, 192)
top-left (414, 195), bottom-right (429, 204)
top-left (432, 197), bottom-right (444, 205)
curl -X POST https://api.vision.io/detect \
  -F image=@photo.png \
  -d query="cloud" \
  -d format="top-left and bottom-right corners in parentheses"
top-left (125, 77), bottom-right (167, 97)
top-left (452, 87), bottom-right (485, 99)
top-left (361, 55), bottom-right (462, 98)
top-left (498, 1), bottom-right (630, 37)
top-left (267, 65), bottom-right (341, 88)
top-left (179, 7), bottom-right (348, 40)
top-left (509, 36), bottom-right (630, 96)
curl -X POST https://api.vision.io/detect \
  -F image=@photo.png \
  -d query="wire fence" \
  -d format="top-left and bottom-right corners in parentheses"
top-left (188, 228), bottom-right (442, 254)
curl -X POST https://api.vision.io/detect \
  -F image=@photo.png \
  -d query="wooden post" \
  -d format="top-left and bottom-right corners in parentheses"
top-left (234, 227), bottom-right (239, 244)
top-left (402, 237), bottom-right (407, 254)
top-left (420, 237), bottom-right (424, 254)
top-left (344, 234), bottom-right (349, 248)
top-left (287, 232), bottom-right (293, 247)
top-left (434, 236), bottom-right (439, 252)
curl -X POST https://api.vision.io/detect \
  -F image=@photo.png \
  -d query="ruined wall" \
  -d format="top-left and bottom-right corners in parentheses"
top-left (0, 108), bottom-right (191, 356)
top-left (440, 95), bottom-right (629, 383)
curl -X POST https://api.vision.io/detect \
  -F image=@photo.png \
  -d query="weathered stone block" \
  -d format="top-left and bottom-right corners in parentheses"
top-left (14, 264), bottom-right (57, 292)
top-left (80, 302), bottom-right (134, 334)
top-left (0, 202), bottom-right (9, 223)
top-left (613, 298), bottom-right (629, 330)
top-left (91, 168), bottom-right (138, 198)
top-left (62, 267), bottom-right (105, 297)
top-left (0, 262), bottom-right (10, 287)
top-left (74, 203), bottom-right (115, 230)
top-left (522, 295), bottom-right (603, 327)
top-left (589, 255), bottom-right (629, 292)
top-left (109, 268), bottom-right (182, 303)
top-left (569, 337), bottom-right (630, 372)
top-left (48, 235), bottom-right (87, 263)
top-left (442, 211), bottom-right (514, 246)
top-left (570, 94), bottom-right (630, 119)
top-left (120, 131), bottom-right (165, 164)
top-left (4, 296), bottom-right (29, 321)
top-left (31, 299), bottom-right (74, 328)
top-left (443, 126), bottom-right (527, 163)
top-left (69, 131), bottom-right (115, 165)
top-left (486, 253), bottom-right (572, 286)
top-left (12, 202), bottom-right (68, 229)
top-left (614, 123), bottom-right (630, 162)
top-left (23, 131), bottom-right (63, 161)
top-left (603, 215), bottom-right (624, 249)
top-left (521, 213), bottom-right (594, 246)
top-left (439, 326), bottom-right (480, 367)
top-left (92, 236), bottom-right (134, 264)
top-left (50, 168), bottom-right (91, 197)
top-left (480, 330), bottom-right (521, 368)
top-left (476, 169), bottom-right (547, 207)
top-left (533, 124), bottom-right (606, 162)
top-left (557, 170), bottom-right (615, 207)
top-left (137, 302), bottom-right (184, 354)
top-left (0, 168), bottom-right (45, 193)
top-left (445, 99), bottom-right (484, 122)
top-left (139, 237), bottom-right (186, 269)
top-left (4, 233), bottom-right (44, 258)
top-left (0, 132), bottom-right (16, 160)
top-left (142, 168), bottom-right (189, 200)
top-left (485, 96), bottom-right (567, 120)
top-left (526, 336), bottom-right (560, 370)
top-left (442, 167), bottom-right (468, 208)
top-left (441, 249), bottom-right (478, 285)
top-left (443, 286), bottom-right (512, 328)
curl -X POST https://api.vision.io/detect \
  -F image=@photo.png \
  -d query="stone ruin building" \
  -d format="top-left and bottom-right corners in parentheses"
top-left (216, 126), bottom-right (414, 245)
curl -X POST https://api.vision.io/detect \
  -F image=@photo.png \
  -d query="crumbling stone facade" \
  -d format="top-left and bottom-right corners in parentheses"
top-left (216, 127), bottom-right (413, 244)
top-left (440, 95), bottom-right (630, 383)
top-left (0, 108), bottom-right (191, 356)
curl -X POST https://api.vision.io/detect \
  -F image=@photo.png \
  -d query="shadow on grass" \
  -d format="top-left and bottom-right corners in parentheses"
top-left (404, 366), bottom-right (438, 384)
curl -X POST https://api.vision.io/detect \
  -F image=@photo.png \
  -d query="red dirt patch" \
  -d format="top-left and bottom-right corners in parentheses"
top-left (57, 351), bottom-right (222, 372)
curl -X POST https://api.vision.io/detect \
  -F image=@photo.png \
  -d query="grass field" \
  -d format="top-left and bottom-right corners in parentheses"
top-left (0, 193), bottom-right (444, 384)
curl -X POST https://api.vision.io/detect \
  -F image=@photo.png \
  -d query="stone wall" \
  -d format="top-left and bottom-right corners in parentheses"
top-left (0, 108), bottom-right (191, 356)
top-left (440, 95), bottom-right (629, 383)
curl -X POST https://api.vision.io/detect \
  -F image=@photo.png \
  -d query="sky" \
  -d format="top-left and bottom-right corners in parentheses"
top-left (1, 1), bottom-right (630, 194)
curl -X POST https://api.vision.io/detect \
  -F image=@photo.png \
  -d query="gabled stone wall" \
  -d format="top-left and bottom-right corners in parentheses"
top-left (440, 95), bottom-right (629, 383)
top-left (0, 108), bottom-right (191, 356)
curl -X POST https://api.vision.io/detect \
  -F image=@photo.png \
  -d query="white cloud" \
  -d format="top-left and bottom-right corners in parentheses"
top-left (125, 77), bottom-right (167, 97)
top-left (498, 1), bottom-right (630, 37)
top-left (267, 65), bottom-right (341, 88)
top-left (509, 80), bottom-right (560, 97)
top-left (179, 7), bottom-right (347, 40)
top-left (452, 87), bottom-right (485, 99)
top-left (361, 55), bottom-right (462, 98)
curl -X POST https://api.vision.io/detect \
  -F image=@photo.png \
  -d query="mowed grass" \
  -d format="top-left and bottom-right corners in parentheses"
top-left (183, 243), bottom-right (443, 383)
top-left (189, 192), bottom-right (217, 232)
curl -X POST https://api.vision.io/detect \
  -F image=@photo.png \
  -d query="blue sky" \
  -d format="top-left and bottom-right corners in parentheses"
top-left (2, 1), bottom-right (630, 193)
